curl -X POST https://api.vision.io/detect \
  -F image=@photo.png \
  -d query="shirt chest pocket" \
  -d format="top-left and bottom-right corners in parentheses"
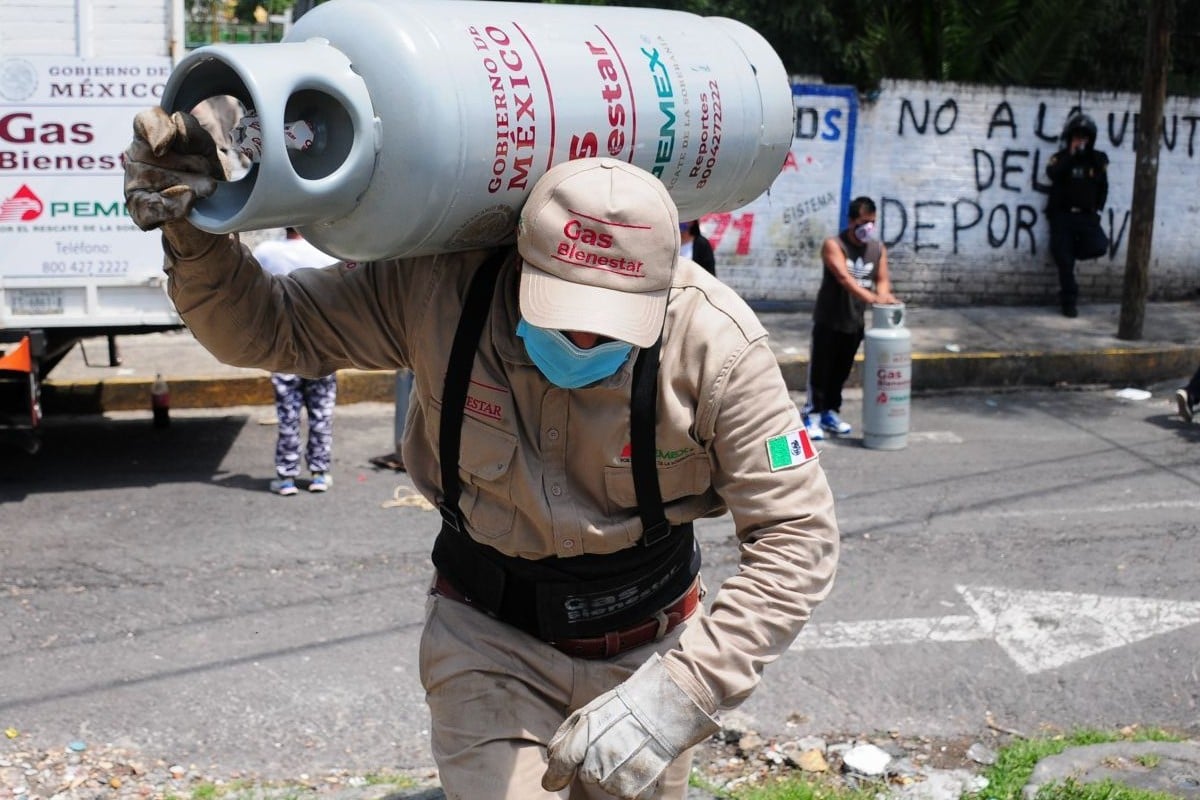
top-left (456, 415), bottom-right (518, 540)
top-left (602, 452), bottom-right (712, 516)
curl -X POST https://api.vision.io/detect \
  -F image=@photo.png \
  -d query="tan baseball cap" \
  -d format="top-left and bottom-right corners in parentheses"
top-left (518, 158), bottom-right (680, 348)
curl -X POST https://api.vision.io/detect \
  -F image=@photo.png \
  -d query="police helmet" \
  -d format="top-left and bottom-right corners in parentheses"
top-left (1061, 112), bottom-right (1098, 148)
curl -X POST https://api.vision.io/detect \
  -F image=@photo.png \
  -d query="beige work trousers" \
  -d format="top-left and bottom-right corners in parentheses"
top-left (418, 588), bottom-right (701, 800)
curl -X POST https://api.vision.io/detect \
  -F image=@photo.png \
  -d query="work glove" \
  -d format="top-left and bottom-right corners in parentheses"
top-left (123, 107), bottom-right (225, 244)
top-left (542, 654), bottom-right (719, 800)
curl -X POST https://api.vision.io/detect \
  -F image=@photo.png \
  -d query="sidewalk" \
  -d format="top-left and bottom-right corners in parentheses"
top-left (41, 299), bottom-right (1200, 413)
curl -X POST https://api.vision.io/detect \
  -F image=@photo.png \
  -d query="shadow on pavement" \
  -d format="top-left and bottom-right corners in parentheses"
top-left (1143, 411), bottom-right (1200, 441)
top-left (0, 413), bottom-right (249, 499)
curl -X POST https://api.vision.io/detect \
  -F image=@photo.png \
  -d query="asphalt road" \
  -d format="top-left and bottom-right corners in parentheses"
top-left (2, 385), bottom-right (1198, 781)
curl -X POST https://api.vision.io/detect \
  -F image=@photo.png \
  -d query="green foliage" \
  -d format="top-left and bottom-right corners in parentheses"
top-left (971, 728), bottom-right (1182, 800)
top-left (1035, 777), bottom-right (1177, 800)
top-left (232, 0), bottom-right (291, 20)
top-left (543, 0), bottom-right (1200, 93)
top-left (186, 0), bottom-right (1200, 92)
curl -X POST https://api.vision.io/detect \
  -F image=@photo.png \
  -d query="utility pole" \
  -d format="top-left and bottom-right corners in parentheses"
top-left (1117, 0), bottom-right (1175, 340)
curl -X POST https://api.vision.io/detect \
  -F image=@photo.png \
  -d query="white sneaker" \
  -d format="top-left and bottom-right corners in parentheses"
top-left (803, 414), bottom-right (825, 441)
top-left (270, 477), bottom-right (298, 496)
top-left (308, 473), bottom-right (331, 493)
top-left (820, 410), bottom-right (853, 436)
top-left (1176, 389), bottom-right (1194, 423)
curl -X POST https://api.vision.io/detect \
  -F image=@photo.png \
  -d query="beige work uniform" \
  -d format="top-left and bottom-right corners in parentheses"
top-left (164, 233), bottom-right (840, 799)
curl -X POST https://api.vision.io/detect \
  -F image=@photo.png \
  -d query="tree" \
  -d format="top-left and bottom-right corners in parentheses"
top-left (191, 0), bottom-right (1200, 93)
top-left (232, 0), bottom-right (290, 21)
top-left (545, 0), bottom-right (1200, 93)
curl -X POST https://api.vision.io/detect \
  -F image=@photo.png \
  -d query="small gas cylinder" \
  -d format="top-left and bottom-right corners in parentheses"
top-left (862, 303), bottom-right (911, 451)
top-left (160, 0), bottom-right (794, 261)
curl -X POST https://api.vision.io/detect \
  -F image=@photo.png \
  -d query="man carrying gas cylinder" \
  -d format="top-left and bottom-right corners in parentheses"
top-left (123, 107), bottom-right (839, 800)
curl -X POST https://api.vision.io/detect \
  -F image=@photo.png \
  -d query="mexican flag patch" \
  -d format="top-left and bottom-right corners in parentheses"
top-left (766, 428), bottom-right (817, 471)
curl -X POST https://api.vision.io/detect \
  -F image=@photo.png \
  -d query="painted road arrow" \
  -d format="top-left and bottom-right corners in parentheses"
top-left (790, 585), bottom-right (1200, 674)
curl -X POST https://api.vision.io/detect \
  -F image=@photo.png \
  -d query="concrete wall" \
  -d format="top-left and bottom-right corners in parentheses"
top-left (712, 79), bottom-right (1200, 308)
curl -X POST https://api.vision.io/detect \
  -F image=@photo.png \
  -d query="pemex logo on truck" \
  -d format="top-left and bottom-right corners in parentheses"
top-left (0, 182), bottom-right (132, 226)
top-left (0, 184), bottom-right (43, 221)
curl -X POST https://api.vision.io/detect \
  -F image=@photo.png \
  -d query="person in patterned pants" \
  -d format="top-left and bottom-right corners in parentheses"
top-left (270, 372), bottom-right (337, 494)
top-left (252, 228), bottom-right (340, 495)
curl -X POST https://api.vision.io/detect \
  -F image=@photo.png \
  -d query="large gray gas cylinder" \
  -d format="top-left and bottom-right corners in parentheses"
top-left (160, 0), bottom-right (794, 261)
top-left (862, 303), bottom-right (912, 451)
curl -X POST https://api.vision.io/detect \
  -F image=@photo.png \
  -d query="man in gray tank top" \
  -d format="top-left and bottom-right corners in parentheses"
top-left (804, 196), bottom-right (898, 441)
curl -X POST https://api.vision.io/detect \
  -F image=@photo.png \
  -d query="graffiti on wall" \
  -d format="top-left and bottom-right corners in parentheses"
top-left (874, 95), bottom-right (1138, 261)
top-left (716, 80), bottom-right (1200, 306)
top-left (701, 85), bottom-right (856, 302)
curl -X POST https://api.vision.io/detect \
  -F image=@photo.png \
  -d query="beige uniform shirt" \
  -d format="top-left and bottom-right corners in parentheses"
top-left (165, 233), bottom-right (839, 714)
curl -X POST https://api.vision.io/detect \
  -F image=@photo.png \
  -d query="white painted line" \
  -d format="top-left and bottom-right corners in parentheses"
top-left (794, 614), bottom-right (987, 649)
top-left (840, 499), bottom-right (1200, 529)
top-left (959, 585), bottom-right (1200, 674)
top-left (906, 431), bottom-right (964, 444)
top-left (969, 500), bottom-right (1200, 519)
top-left (790, 585), bottom-right (1200, 674)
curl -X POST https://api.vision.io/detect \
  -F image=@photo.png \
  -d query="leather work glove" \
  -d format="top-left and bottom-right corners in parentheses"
top-left (123, 107), bottom-right (225, 237)
top-left (542, 654), bottom-right (720, 799)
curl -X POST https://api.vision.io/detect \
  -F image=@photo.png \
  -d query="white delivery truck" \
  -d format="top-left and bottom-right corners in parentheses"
top-left (0, 0), bottom-right (186, 451)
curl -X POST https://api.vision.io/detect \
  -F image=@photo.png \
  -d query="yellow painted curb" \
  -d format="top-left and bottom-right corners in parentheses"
top-left (43, 346), bottom-right (1200, 414)
top-left (777, 345), bottom-right (1200, 392)
top-left (43, 369), bottom-right (398, 413)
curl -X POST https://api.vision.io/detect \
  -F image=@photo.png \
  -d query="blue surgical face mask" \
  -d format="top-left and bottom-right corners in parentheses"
top-left (516, 319), bottom-right (633, 389)
top-left (854, 221), bottom-right (877, 242)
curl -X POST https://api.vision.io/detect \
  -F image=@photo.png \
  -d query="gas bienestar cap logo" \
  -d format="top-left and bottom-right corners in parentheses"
top-left (517, 158), bottom-right (680, 349)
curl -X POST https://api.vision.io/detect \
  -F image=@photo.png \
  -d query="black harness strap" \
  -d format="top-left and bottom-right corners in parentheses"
top-left (436, 249), bottom-right (507, 533)
top-left (630, 338), bottom-right (670, 547)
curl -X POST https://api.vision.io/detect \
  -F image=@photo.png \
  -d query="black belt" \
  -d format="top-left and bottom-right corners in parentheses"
top-left (432, 521), bottom-right (699, 641)
top-left (432, 574), bottom-right (702, 659)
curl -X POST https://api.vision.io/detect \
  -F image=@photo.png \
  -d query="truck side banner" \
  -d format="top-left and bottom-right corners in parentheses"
top-left (0, 56), bottom-right (176, 323)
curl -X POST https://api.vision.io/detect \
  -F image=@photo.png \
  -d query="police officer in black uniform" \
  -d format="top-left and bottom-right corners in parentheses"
top-left (1045, 111), bottom-right (1110, 318)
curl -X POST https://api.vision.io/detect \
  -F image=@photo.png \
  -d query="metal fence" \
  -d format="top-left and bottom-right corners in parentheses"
top-left (185, 21), bottom-right (287, 48)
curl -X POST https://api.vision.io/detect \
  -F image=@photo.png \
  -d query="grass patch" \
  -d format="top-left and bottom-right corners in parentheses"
top-left (974, 727), bottom-right (1181, 800)
top-left (164, 770), bottom-right (419, 800)
top-left (360, 771), bottom-right (420, 789)
top-left (691, 727), bottom-right (1185, 800)
top-left (1034, 777), bottom-right (1175, 800)
top-left (727, 778), bottom-right (879, 800)
top-left (191, 785), bottom-right (219, 800)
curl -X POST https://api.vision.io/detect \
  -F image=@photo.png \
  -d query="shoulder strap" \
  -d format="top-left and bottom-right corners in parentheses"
top-left (630, 339), bottom-right (671, 546)
top-left (437, 249), bottom-right (508, 531)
